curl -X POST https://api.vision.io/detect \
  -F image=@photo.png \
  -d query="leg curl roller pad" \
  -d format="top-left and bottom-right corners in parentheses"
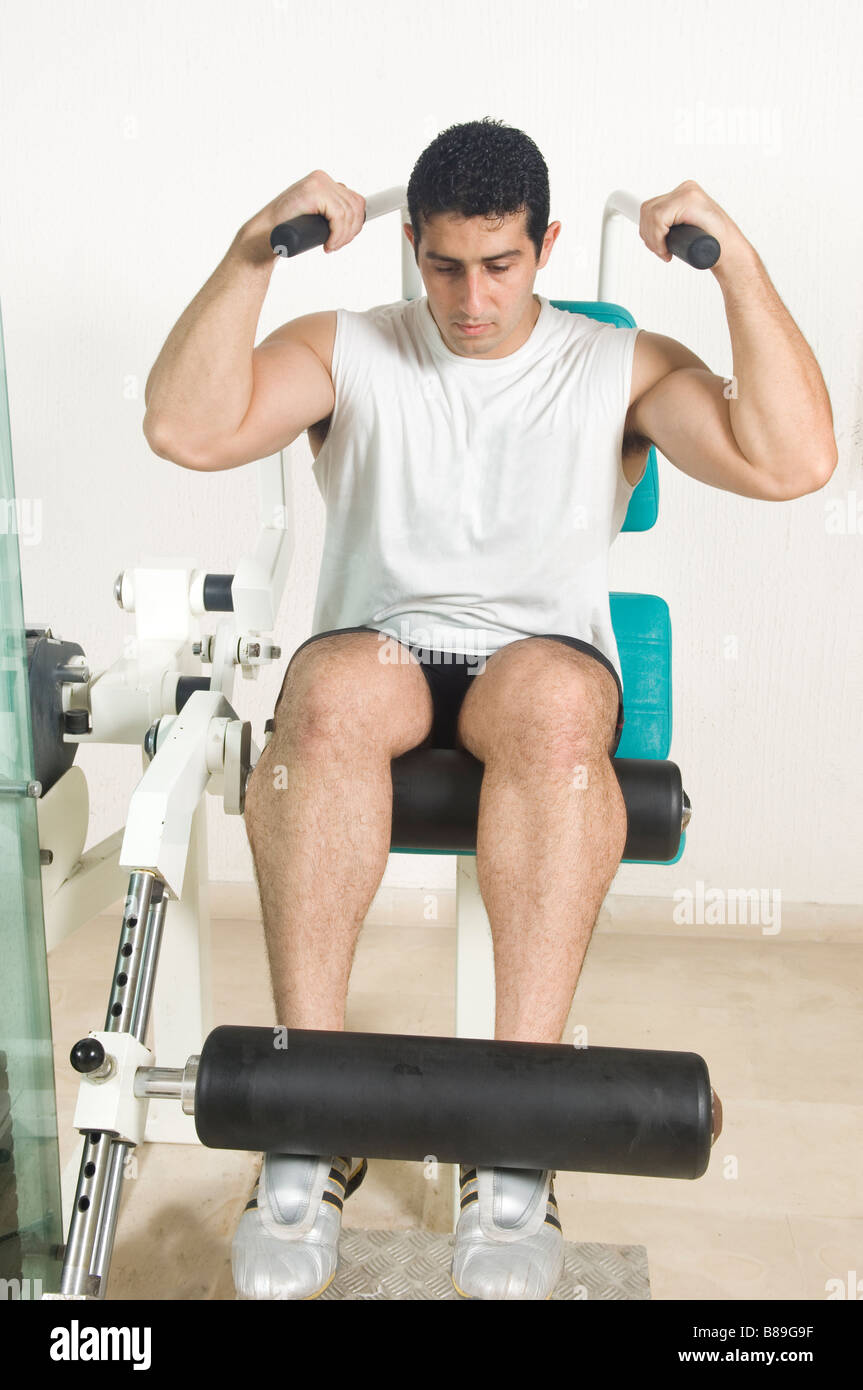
top-left (194, 1026), bottom-right (714, 1179)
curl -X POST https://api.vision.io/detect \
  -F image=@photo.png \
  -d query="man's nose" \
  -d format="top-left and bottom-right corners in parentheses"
top-left (460, 274), bottom-right (487, 311)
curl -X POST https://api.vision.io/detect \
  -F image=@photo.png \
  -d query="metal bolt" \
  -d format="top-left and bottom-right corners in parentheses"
top-left (56, 664), bottom-right (90, 683)
top-left (0, 780), bottom-right (41, 797)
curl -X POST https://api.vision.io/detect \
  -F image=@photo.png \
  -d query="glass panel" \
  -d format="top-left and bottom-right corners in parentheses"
top-left (0, 295), bottom-right (64, 1299)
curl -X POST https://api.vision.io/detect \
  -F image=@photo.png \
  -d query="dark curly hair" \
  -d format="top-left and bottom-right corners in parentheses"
top-left (406, 117), bottom-right (550, 264)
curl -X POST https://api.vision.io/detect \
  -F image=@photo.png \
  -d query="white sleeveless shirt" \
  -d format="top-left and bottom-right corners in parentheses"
top-left (309, 294), bottom-right (640, 688)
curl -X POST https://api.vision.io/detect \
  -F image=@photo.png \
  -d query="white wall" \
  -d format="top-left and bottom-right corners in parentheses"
top-left (1, 0), bottom-right (860, 905)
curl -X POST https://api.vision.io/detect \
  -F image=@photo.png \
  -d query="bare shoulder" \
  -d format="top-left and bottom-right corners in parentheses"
top-left (628, 330), bottom-right (710, 418)
top-left (270, 311), bottom-right (337, 443)
top-left (275, 309), bottom-right (338, 378)
top-left (623, 330), bottom-right (707, 450)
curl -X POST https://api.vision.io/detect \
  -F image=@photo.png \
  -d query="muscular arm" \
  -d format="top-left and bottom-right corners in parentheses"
top-left (634, 180), bottom-right (838, 498)
top-left (712, 241), bottom-right (838, 490)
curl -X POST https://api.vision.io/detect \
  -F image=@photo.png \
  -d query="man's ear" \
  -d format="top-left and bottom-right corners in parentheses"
top-left (539, 220), bottom-right (562, 267)
top-left (404, 222), bottom-right (420, 263)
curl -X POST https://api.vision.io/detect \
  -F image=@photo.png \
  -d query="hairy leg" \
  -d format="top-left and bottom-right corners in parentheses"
top-left (243, 631), bottom-right (433, 1030)
top-left (455, 638), bottom-right (628, 1044)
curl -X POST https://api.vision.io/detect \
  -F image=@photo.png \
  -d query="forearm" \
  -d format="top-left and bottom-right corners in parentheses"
top-left (143, 228), bottom-right (276, 465)
top-left (713, 241), bottom-right (838, 486)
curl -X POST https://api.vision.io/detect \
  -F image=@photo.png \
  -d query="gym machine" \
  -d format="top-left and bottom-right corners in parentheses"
top-left (36, 186), bottom-right (720, 1299)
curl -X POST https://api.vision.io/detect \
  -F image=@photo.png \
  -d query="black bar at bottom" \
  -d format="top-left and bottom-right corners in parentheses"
top-left (195, 1026), bottom-right (713, 1179)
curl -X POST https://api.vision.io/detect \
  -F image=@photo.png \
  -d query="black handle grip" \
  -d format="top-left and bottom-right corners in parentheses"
top-left (270, 213), bottom-right (331, 258)
top-left (665, 222), bottom-right (720, 269)
top-left (270, 210), bottom-right (720, 269)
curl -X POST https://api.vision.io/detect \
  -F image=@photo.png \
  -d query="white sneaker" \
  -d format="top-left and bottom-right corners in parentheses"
top-left (231, 1153), bottom-right (367, 1300)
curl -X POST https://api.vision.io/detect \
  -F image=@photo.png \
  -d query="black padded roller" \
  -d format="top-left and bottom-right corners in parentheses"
top-left (614, 757), bottom-right (684, 862)
top-left (391, 748), bottom-right (684, 861)
top-left (195, 1026), bottom-right (713, 1178)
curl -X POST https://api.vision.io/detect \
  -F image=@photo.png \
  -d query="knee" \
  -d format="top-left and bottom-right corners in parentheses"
top-left (268, 637), bottom-right (431, 757)
top-left (499, 646), bottom-right (618, 763)
top-left (278, 680), bottom-right (359, 749)
top-left (490, 678), bottom-right (613, 768)
top-left (272, 648), bottom-right (380, 749)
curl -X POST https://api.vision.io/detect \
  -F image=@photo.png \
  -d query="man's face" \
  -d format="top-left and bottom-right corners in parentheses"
top-left (404, 209), bottom-right (561, 360)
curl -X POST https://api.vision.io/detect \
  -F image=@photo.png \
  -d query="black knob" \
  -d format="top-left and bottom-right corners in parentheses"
top-left (64, 709), bottom-right (90, 734)
top-left (70, 1037), bottom-right (105, 1074)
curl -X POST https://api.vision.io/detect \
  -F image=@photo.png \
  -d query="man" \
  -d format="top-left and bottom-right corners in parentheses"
top-left (143, 118), bottom-right (837, 1301)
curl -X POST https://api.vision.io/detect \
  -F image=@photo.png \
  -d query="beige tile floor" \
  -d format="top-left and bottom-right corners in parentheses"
top-left (46, 887), bottom-right (863, 1302)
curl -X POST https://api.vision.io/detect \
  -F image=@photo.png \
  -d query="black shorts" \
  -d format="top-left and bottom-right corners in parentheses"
top-left (279, 626), bottom-right (625, 757)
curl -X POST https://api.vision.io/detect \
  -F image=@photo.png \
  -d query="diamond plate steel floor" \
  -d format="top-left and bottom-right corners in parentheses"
top-left (319, 1229), bottom-right (650, 1299)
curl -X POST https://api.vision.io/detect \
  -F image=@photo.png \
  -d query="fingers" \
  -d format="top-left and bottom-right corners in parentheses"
top-left (640, 179), bottom-right (707, 261)
top-left (639, 199), bottom-right (675, 261)
top-left (324, 181), bottom-right (366, 253)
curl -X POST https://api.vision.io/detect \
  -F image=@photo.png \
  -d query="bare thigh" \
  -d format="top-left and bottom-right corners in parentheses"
top-left (267, 630), bottom-right (435, 760)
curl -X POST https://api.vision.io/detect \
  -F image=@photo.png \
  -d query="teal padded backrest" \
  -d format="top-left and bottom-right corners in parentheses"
top-left (610, 591), bottom-right (672, 761)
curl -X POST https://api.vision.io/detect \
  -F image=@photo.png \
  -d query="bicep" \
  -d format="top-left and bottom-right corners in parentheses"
top-left (202, 323), bottom-right (336, 472)
top-left (635, 366), bottom-right (791, 502)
